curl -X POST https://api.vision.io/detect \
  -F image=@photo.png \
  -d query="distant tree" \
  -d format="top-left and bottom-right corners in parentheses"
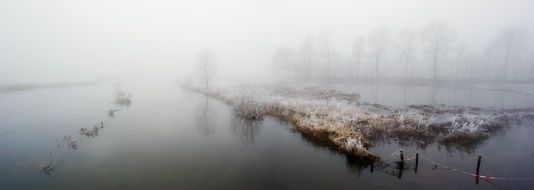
top-left (529, 50), bottom-right (534, 81)
top-left (299, 36), bottom-right (315, 78)
top-left (490, 27), bottom-right (528, 81)
top-left (397, 29), bottom-right (417, 79)
top-left (422, 21), bottom-right (454, 80)
top-left (196, 48), bottom-right (217, 90)
top-left (453, 43), bottom-right (468, 80)
top-left (351, 35), bottom-right (365, 78)
top-left (319, 33), bottom-right (335, 80)
top-left (272, 48), bottom-right (295, 79)
top-left (368, 27), bottom-right (389, 78)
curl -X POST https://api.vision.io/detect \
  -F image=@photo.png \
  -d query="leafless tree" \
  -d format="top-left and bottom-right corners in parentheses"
top-left (319, 33), bottom-right (335, 80)
top-left (351, 35), bottom-right (365, 78)
top-left (453, 43), bottom-right (468, 80)
top-left (422, 21), bottom-right (454, 80)
top-left (490, 26), bottom-right (528, 81)
top-left (368, 27), bottom-right (389, 78)
top-left (196, 48), bottom-right (217, 90)
top-left (396, 29), bottom-right (417, 79)
top-left (272, 48), bottom-right (295, 79)
top-left (299, 36), bottom-right (315, 78)
top-left (529, 50), bottom-right (534, 81)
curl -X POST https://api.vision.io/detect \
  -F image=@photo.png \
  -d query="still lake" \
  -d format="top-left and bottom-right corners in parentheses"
top-left (1, 78), bottom-right (533, 189)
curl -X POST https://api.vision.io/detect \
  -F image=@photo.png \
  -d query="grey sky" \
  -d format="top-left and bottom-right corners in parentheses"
top-left (1, 0), bottom-right (533, 83)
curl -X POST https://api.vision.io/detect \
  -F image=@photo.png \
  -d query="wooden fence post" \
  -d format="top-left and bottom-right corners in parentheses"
top-left (415, 153), bottom-right (419, 174)
top-left (476, 154), bottom-right (482, 184)
top-left (398, 149), bottom-right (404, 178)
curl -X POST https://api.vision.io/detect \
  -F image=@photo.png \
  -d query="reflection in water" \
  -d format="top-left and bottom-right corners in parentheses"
top-left (196, 97), bottom-right (216, 137)
top-left (230, 114), bottom-right (262, 144)
top-left (3, 81), bottom-right (534, 189)
top-left (323, 82), bottom-right (534, 108)
top-left (283, 120), bottom-right (373, 175)
top-left (35, 83), bottom-right (128, 176)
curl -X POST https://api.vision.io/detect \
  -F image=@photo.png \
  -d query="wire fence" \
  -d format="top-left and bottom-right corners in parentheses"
top-left (376, 149), bottom-right (534, 182)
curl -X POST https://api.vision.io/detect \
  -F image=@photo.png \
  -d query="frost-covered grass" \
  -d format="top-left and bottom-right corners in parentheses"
top-left (183, 84), bottom-right (534, 160)
top-left (233, 85), bottom-right (264, 120)
top-left (113, 83), bottom-right (132, 107)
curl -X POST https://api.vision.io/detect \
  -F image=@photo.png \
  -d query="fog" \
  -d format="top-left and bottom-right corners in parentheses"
top-left (3, 1), bottom-right (534, 189)
top-left (1, 0), bottom-right (533, 84)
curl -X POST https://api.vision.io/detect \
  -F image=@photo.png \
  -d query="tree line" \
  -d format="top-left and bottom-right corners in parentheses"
top-left (272, 22), bottom-right (533, 82)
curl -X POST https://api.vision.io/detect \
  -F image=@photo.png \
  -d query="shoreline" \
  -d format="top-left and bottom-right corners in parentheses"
top-left (183, 84), bottom-right (534, 162)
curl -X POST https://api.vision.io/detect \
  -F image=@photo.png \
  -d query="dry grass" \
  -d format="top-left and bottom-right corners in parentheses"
top-left (183, 84), bottom-right (534, 161)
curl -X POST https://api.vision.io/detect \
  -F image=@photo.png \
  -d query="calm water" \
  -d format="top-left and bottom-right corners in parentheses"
top-left (305, 81), bottom-right (534, 108)
top-left (1, 79), bottom-right (533, 189)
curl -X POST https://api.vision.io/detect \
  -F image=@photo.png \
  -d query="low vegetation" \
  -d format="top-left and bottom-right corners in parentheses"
top-left (113, 83), bottom-right (132, 107)
top-left (184, 84), bottom-right (534, 161)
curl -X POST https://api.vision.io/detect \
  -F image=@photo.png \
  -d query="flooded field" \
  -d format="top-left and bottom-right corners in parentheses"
top-left (1, 79), bottom-right (533, 189)
top-left (293, 81), bottom-right (534, 109)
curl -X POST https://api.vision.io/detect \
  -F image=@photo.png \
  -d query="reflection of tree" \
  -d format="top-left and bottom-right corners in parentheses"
top-left (403, 84), bottom-right (407, 107)
top-left (230, 114), bottom-right (261, 144)
top-left (196, 97), bottom-right (216, 137)
top-left (430, 85), bottom-right (437, 105)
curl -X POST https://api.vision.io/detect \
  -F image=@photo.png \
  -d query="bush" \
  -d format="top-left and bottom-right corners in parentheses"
top-left (233, 86), bottom-right (264, 120)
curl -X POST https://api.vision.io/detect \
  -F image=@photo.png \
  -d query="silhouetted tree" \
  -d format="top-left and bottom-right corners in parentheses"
top-left (299, 36), bottom-right (315, 78)
top-left (489, 27), bottom-right (528, 81)
top-left (196, 48), bottom-right (217, 90)
top-left (368, 27), bottom-right (389, 78)
top-left (397, 29), bottom-right (417, 79)
top-left (422, 21), bottom-right (454, 80)
top-left (319, 33), bottom-right (335, 80)
top-left (352, 35), bottom-right (365, 78)
top-left (272, 48), bottom-right (296, 79)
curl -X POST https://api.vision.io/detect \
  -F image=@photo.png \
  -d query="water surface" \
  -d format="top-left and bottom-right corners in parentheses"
top-left (1, 79), bottom-right (533, 189)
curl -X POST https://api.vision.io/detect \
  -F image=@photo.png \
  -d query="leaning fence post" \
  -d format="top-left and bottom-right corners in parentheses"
top-left (399, 149), bottom-right (405, 168)
top-left (415, 153), bottom-right (419, 174)
top-left (398, 149), bottom-right (404, 179)
top-left (476, 154), bottom-right (482, 184)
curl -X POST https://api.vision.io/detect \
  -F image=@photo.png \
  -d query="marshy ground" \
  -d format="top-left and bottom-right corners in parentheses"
top-left (184, 83), bottom-right (534, 161)
top-left (2, 79), bottom-right (534, 189)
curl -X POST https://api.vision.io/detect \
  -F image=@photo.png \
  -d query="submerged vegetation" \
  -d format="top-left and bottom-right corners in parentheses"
top-left (233, 85), bottom-right (264, 120)
top-left (34, 84), bottom-right (130, 176)
top-left (184, 84), bottom-right (534, 161)
top-left (113, 83), bottom-right (132, 107)
top-left (80, 122), bottom-right (104, 138)
top-left (39, 160), bottom-right (63, 176)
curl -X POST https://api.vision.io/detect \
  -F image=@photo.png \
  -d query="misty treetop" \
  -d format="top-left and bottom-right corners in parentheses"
top-left (272, 22), bottom-right (533, 82)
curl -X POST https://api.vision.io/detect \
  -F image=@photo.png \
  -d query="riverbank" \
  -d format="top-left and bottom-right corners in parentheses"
top-left (0, 79), bottom-right (111, 94)
top-left (183, 84), bottom-right (534, 161)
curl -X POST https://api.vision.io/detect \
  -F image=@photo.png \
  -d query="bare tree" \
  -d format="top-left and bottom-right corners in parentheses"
top-left (272, 48), bottom-right (295, 79)
top-left (490, 27), bottom-right (528, 81)
top-left (529, 50), bottom-right (534, 81)
top-left (319, 33), bottom-right (335, 80)
top-left (422, 21), bottom-right (454, 80)
top-left (453, 43), bottom-right (468, 80)
top-left (299, 36), bottom-right (315, 78)
top-left (368, 27), bottom-right (389, 78)
top-left (397, 29), bottom-right (417, 79)
top-left (351, 35), bottom-right (365, 78)
top-left (196, 48), bottom-right (217, 90)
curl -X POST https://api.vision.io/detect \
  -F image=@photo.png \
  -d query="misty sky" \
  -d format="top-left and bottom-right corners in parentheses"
top-left (1, 0), bottom-right (533, 83)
